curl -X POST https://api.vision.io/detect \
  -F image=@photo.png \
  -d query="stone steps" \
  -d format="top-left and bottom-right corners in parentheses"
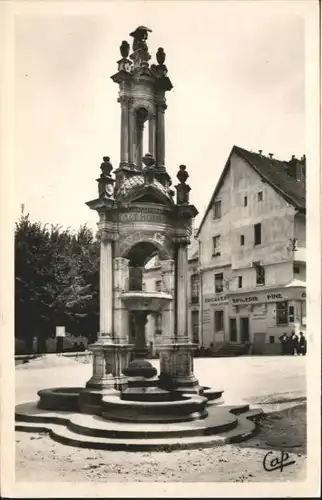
top-left (16, 417), bottom-right (259, 451)
top-left (15, 402), bottom-right (263, 451)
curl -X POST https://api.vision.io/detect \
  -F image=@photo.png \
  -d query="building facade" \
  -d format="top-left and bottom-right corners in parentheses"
top-left (197, 146), bottom-right (306, 354)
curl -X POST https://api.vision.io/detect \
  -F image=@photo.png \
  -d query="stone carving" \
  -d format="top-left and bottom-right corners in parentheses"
top-left (120, 231), bottom-right (172, 261)
top-left (96, 230), bottom-right (118, 243)
top-left (130, 26), bottom-right (152, 52)
top-left (175, 165), bottom-right (191, 205)
top-left (97, 157), bottom-right (115, 199)
top-left (156, 47), bottom-right (166, 65)
top-left (142, 152), bottom-right (156, 184)
top-left (120, 40), bottom-right (130, 59)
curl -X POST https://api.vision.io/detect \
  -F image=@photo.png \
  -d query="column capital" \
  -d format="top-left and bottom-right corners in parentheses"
top-left (96, 229), bottom-right (119, 243)
top-left (172, 236), bottom-right (190, 246)
top-left (117, 95), bottom-right (130, 105)
top-left (156, 102), bottom-right (167, 113)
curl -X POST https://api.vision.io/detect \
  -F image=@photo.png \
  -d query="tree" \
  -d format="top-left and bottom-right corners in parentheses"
top-left (15, 216), bottom-right (99, 352)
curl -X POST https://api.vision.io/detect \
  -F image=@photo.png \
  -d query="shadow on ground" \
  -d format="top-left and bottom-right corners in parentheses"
top-left (236, 402), bottom-right (306, 454)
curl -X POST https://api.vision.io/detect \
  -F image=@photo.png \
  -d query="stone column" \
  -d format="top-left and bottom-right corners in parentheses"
top-left (128, 102), bottom-right (135, 168)
top-left (176, 243), bottom-right (189, 342)
top-left (113, 257), bottom-right (130, 343)
top-left (98, 231), bottom-right (113, 343)
top-left (157, 259), bottom-right (175, 345)
top-left (156, 102), bottom-right (166, 168)
top-left (119, 96), bottom-right (129, 166)
top-left (157, 240), bottom-right (199, 394)
top-left (136, 121), bottom-right (144, 169)
top-left (149, 113), bottom-right (156, 158)
top-left (133, 311), bottom-right (149, 358)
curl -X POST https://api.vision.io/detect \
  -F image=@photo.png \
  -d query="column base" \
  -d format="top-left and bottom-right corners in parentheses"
top-left (86, 341), bottom-right (134, 392)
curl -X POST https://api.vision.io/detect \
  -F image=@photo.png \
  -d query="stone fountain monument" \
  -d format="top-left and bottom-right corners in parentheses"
top-left (15, 26), bottom-right (262, 450)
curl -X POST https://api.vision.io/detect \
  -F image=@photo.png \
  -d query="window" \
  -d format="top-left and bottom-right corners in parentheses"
top-left (238, 276), bottom-right (243, 289)
top-left (190, 274), bottom-right (199, 304)
top-left (244, 196), bottom-right (248, 207)
top-left (269, 336), bottom-right (275, 344)
top-left (215, 273), bottom-right (224, 293)
top-left (254, 261), bottom-right (265, 285)
top-left (240, 234), bottom-right (245, 246)
top-left (155, 280), bottom-right (162, 292)
top-left (213, 200), bottom-right (222, 219)
top-left (301, 301), bottom-right (306, 326)
top-left (276, 301), bottom-right (288, 325)
top-left (258, 191), bottom-right (263, 201)
top-left (289, 305), bottom-right (295, 322)
top-left (293, 265), bottom-right (300, 274)
top-left (191, 310), bottom-right (199, 343)
top-left (254, 223), bottom-right (262, 245)
top-left (214, 310), bottom-right (224, 331)
top-left (212, 235), bottom-right (221, 256)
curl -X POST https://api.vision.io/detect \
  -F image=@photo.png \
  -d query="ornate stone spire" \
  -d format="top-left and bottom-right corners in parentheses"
top-left (175, 165), bottom-right (191, 205)
top-left (97, 156), bottom-right (115, 199)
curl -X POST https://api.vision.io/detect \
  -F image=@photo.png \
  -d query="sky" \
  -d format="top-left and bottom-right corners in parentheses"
top-left (14, 1), bottom-right (305, 233)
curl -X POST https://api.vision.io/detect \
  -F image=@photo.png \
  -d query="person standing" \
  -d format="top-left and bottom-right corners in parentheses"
top-left (290, 331), bottom-right (299, 355)
top-left (298, 331), bottom-right (307, 355)
top-left (279, 333), bottom-right (288, 355)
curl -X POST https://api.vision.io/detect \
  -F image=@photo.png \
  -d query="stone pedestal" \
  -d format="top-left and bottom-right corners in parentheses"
top-left (158, 342), bottom-right (199, 393)
top-left (86, 343), bottom-right (133, 391)
top-left (132, 311), bottom-right (149, 359)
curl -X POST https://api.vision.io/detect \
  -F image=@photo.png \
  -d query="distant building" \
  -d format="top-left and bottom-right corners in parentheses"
top-left (196, 146), bottom-right (306, 354)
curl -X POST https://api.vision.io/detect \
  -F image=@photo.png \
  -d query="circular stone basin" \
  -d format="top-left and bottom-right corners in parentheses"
top-left (121, 291), bottom-right (172, 312)
top-left (37, 387), bottom-right (83, 412)
top-left (101, 393), bottom-right (208, 423)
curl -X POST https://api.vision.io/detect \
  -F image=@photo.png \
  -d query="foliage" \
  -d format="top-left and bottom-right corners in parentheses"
top-left (15, 215), bottom-right (99, 350)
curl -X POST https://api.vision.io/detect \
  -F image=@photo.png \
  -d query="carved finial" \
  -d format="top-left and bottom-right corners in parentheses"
top-left (129, 26), bottom-right (152, 52)
top-left (142, 153), bottom-right (156, 184)
top-left (156, 47), bottom-right (166, 65)
top-left (175, 165), bottom-right (191, 205)
top-left (142, 152), bottom-right (155, 168)
top-left (100, 156), bottom-right (113, 177)
top-left (177, 164), bottom-right (189, 184)
top-left (97, 156), bottom-right (115, 199)
top-left (120, 40), bottom-right (130, 59)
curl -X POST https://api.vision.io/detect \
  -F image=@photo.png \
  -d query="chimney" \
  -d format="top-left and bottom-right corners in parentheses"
top-left (286, 154), bottom-right (305, 182)
top-left (258, 149), bottom-right (263, 155)
top-left (268, 153), bottom-right (273, 159)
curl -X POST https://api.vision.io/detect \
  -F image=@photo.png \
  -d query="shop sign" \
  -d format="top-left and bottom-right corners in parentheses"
top-left (204, 295), bottom-right (227, 305)
top-left (230, 289), bottom-right (306, 305)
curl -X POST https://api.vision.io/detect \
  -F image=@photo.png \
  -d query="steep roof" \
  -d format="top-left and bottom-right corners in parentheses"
top-left (196, 145), bottom-right (306, 237)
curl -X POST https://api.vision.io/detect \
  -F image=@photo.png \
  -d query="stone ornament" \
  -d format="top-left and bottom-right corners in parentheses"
top-left (120, 40), bottom-right (130, 59)
top-left (97, 156), bottom-right (115, 199)
top-left (142, 152), bottom-right (156, 184)
top-left (96, 230), bottom-right (118, 243)
top-left (129, 25), bottom-right (152, 52)
top-left (175, 165), bottom-right (191, 205)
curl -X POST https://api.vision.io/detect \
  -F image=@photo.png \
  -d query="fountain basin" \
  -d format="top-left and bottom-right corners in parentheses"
top-left (121, 291), bottom-right (172, 312)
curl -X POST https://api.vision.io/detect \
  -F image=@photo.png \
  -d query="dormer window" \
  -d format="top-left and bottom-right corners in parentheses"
top-left (213, 200), bottom-right (222, 219)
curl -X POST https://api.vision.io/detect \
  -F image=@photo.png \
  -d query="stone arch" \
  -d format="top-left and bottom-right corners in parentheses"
top-left (120, 231), bottom-right (171, 266)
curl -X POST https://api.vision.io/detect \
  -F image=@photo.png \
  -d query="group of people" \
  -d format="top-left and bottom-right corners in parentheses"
top-left (279, 331), bottom-right (307, 356)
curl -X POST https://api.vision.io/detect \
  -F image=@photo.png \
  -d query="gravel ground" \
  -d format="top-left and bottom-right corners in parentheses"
top-left (16, 404), bottom-right (306, 483)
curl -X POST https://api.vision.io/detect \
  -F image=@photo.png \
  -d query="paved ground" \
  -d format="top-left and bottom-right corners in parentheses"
top-left (15, 355), bottom-right (306, 483)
